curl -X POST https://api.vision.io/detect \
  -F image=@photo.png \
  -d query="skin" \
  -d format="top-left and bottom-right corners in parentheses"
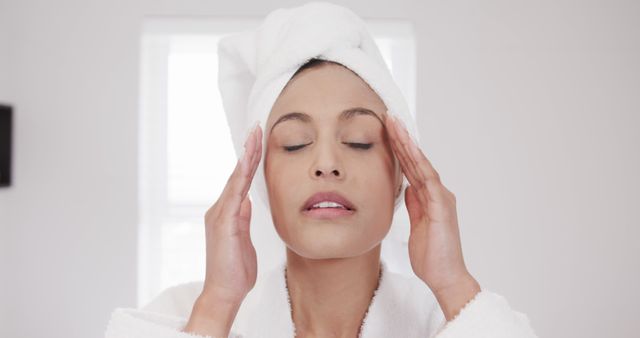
top-left (183, 63), bottom-right (481, 337)
top-left (264, 63), bottom-right (402, 337)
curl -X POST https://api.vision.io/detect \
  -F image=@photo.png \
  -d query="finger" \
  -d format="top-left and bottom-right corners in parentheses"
top-left (391, 116), bottom-right (425, 176)
top-left (383, 112), bottom-right (419, 182)
top-left (392, 116), bottom-right (451, 204)
top-left (384, 114), bottom-right (430, 205)
top-left (408, 141), bottom-right (454, 203)
top-left (219, 126), bottom-right (259, 217)
top-left (404, 184), bottom-right (426, 228)
top-left (390, 132), bottom-right (432, 209)
top-left (237, 194), bottom-right (252, 235)
top-left (241, 125), bottom-right (263, 198)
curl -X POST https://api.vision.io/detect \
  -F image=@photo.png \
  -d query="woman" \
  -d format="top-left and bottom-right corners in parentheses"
top-left (106, 3), bottom-right (538, 338)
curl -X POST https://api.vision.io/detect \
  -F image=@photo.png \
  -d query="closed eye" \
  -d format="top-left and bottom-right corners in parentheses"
top-left (283, 142), bottom-right (373, 152)
top-left (283, 143), bottom-right (309, 152)
top-left (345, 142), bottom-right (373, 150)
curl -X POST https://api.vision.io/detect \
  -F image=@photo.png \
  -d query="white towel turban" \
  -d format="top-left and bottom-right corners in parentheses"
top-left (217, 1), bottom-right (421, 214)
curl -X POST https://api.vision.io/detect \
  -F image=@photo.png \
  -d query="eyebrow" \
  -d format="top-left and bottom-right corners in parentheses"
top-left (269, 107), bottom-right (384, 134)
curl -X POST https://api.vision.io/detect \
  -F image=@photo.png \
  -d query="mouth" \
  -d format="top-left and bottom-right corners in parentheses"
top-left (301, 191), bottom-right (356, 219)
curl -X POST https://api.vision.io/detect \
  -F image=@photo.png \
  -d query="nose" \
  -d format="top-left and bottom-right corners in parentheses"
top-left (310, 142), bottom-right (344, 180)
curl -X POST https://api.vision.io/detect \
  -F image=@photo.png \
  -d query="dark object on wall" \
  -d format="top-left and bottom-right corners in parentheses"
top-left (0, 104), bottom-right (12, 187)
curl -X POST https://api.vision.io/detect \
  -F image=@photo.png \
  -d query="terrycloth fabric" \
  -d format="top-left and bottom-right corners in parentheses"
top-left (104, 258), bottom-right (538, 338)
top-left (217, 1), bottom-right (420, 213)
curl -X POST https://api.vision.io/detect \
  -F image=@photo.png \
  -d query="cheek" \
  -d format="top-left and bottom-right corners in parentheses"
top-left (355, 155), bottom-right (396, 209)
top-left (343, 155), bottom-right (396, 246)
top-left (265, 152), bottom-right (304, 215)
top-left (341, 150), bottom-right (396, 231)
top-left (355, 147), bottom-right (397, 187)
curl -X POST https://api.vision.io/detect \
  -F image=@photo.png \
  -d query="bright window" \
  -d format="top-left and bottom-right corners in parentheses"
top-left (138, 18), bottom-right (416, 307)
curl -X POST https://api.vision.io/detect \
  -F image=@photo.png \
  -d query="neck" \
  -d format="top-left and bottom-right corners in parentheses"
top-left (284, 245), bottom-right (382, 338)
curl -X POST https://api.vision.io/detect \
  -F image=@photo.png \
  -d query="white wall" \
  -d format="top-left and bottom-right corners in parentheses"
top-left (0, 1), bottom-right (638, 338)
top-left (0, 0), bottom-right (11, 329)
top-left (0, 2), bottom-right (143, 337)
top-left (0, 0), bottom-right (8, 100)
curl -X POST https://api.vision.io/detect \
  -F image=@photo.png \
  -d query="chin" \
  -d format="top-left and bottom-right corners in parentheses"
top-left (288, 243), bottom-right (357, 260)
top-left (285, 227), bottom-right (377, 260)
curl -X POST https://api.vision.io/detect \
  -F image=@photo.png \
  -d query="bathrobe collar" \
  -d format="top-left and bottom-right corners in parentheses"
top-left (232, 259), bottom-right (437, 337)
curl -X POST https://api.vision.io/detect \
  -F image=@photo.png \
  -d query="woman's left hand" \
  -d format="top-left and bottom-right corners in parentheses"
top-left (383, 111), bottom-right (481, 319)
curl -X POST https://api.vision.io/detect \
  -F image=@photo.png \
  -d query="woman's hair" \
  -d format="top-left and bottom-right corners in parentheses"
top-left (292, 58), bottom-right (344, 78)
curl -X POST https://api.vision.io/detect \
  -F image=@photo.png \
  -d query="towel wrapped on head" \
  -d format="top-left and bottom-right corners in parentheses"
top-left (217, 1), bottom-right (420, 212)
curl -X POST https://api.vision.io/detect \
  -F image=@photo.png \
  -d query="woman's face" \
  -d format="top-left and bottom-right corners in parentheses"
top-left (264, 62), bottom-right (402, 259)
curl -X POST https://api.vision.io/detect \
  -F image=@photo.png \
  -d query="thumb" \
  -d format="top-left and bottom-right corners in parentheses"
top-left (405, 185), bottom-right (425, 232)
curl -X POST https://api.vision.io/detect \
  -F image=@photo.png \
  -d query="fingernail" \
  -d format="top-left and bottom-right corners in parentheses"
top-left (251, 120), bottom-right (260, 132)
top-left (244, 122), bottom-right (258, 148)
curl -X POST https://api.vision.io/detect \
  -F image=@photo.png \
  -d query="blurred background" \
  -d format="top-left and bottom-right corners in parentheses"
top-left (0, 0), bottom-right (638, 337)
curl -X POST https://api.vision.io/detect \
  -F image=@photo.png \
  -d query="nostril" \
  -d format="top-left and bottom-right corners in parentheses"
top-left (313, 169), bottom-right (340, 177)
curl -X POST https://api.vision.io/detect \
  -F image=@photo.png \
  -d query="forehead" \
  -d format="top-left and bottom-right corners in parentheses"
top-left (268, 63), bottom-right (387, 128)
top-left (269, 107), bottom-right (386, 136)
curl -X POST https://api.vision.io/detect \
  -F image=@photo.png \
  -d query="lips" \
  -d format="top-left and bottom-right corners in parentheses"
top-left (302, 191), bottom-right (356, 212)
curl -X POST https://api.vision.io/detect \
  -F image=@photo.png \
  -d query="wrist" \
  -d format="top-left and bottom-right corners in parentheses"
top-left (182, 293), bottom-right (242, 337)
top-left (432, 274), bottom-right (481, 322)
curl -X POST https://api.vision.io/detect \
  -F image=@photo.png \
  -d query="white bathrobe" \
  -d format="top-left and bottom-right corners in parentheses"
top-left (104, 259), bottom-right (538, 338)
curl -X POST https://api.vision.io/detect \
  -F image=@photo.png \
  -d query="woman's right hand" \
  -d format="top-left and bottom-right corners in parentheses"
top-left (183, 123), bottom-right (263, 337)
